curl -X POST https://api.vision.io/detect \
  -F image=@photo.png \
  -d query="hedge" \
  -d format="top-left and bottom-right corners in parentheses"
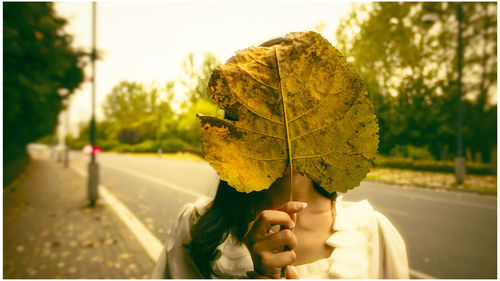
top-left (112, 138), bottom-right (194, 154)
top-left (374, 156), bottom-right (496, 175)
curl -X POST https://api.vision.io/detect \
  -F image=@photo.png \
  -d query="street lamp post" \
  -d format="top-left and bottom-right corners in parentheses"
top-left (157, 99), bottom-right (163, 158)
top-left (64, 98), bottom-right (70, 168)
top-left (422, 3), bottom-right (466, 184)
top-left (455, 4), bottom-right (466, 184)
top-left (88, 2), bottom-right (99, 206)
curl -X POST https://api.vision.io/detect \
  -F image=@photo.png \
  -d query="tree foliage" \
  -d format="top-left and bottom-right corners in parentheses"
top-left (93, 52), bottom-right (223, 150)
top-left (180, 52), bottom-right (220, 104)
top-left (3, 2), bottom-right (85, 164)
top-left (336, 2), bottom-right (497, 161)
top-left (175, 52), bottom-right (223, 146)
top-left (103, 81), bottom-right (152, 126)
top-left (100, 80), bottom-right (165, 144)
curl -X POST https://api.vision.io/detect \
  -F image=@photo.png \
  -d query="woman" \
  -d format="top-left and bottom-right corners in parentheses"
top-left (152, 169), bottom-right (409, 279)
top-left (152, 32), bottom-right (409, 279)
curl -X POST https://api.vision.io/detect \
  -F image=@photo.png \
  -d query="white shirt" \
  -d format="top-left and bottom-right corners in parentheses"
top-left (152, 195), bottom-right (409, 279)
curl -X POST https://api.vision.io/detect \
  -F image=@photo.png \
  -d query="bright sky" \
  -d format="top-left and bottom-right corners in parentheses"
top-left (54, 1), bottom-right (353, 136)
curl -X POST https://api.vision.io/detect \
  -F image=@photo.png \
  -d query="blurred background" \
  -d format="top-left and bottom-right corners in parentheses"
top-left (3, 1), bottom-right (497, 279)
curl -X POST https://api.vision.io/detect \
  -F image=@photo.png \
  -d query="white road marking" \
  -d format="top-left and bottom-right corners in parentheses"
top-left (405, 192), bottom-right (496, 210)
top-left (376, 206), bottom-right (408, 217)
top-left (410, 268), bottom-right (436, 279)
top-left (71, 166), bottom-right (163, 262)
top-left (101, 164), bottom-right (206, 198)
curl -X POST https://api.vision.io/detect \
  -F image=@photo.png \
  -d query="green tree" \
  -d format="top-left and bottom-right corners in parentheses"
top-left (336, 2), bottom-right (497, 161)
top-left (101, 81), bottom-right (153, 143)
top-left (3, 2), bottom-right (85, 184)
top-left (176, 52), bottom-right (223, 147)
top-left (76, 120), bottom-right (117, 146)
top-left (102, 81), bottom-right (151, 126)
top-left (98, 52), bottom-right (222, 150)
top-left (180, 52), bottom-right (220, 104)
top-left (155, 81), bottom-right (176, 145)
top-left (101, 80), bottom-right (179, 145)
top-left (176, 98), bottom-right (222, 147)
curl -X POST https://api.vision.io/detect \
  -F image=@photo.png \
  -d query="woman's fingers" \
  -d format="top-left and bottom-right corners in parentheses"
top-left (277, 201), bottom-right (308, 215)
top-left (243, 202), bottom-right (307, 278)
top-left (253, 229), bottom-right (298, 252)
top-left (249, 229), bottom-right (298, 278)
top-left (245, 211), bottom-right (291, 244)
top-left (247, 201), bottom-right (307, 239)
top-left (260, 250), bottom-right (296, 268)
top-left (257, 210), bottom-right (295, 232)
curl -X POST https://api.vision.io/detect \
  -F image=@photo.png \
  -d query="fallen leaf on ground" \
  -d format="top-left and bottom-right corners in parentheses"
top-left (119, 253), bottom-right (132, 259)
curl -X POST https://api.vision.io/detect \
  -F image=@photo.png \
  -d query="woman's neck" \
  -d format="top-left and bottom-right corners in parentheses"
top-left (264, 169), bottom-right (336, 265)
top-left (265, 169), bottom-right (332, 213)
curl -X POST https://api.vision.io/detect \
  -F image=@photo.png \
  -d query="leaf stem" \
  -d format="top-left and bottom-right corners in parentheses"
top-left (274, 47), bottom-right (293, 202)
top-left (275, 46), bottom-right (293, 279)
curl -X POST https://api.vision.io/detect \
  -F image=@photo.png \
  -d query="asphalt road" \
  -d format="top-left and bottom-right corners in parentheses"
top-left (69, 151), bottom-right (496, 279)
top-left (343, 181), bottom-right (497, 279)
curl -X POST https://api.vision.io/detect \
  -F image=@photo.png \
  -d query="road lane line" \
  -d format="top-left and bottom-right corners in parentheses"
top-left (409, 268), bottom-right (436, 279)
top-left (71, 166), bottom-right (163, 262)
top-left (404, 193), bottom-right (496, 210)
top-left (101, 164), bottom-right (206, 198)
top-left (376, 206), bottom-right (408, 217)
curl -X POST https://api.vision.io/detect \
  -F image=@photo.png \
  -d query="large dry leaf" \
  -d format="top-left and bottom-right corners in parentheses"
top-left (198, 31), bottom-right (378, 193)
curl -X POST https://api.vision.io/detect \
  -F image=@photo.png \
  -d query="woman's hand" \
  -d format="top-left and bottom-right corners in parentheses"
top-left (243, 202), bottom-right (307, 279)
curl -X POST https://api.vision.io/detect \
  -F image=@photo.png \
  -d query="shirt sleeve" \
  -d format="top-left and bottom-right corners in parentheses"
top-left (151, 202), bottom-right (204, 279)
top-left (374, 211), bottom-right (410, 279)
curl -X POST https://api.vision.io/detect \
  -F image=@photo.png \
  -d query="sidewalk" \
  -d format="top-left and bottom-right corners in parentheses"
top-left (367, 167), bottom-right (497, 195)
top-left (3, 153), bottom-right (155, 278)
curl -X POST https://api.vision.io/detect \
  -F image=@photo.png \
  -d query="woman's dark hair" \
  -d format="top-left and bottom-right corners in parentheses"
top-left (186, 180), bottom-right (265, 277)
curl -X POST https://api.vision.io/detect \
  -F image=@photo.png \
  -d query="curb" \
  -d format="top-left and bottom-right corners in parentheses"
top-left (70, 165), bottom-right (163, 262)
top-left (365, 178), bottom-right (496, 196)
